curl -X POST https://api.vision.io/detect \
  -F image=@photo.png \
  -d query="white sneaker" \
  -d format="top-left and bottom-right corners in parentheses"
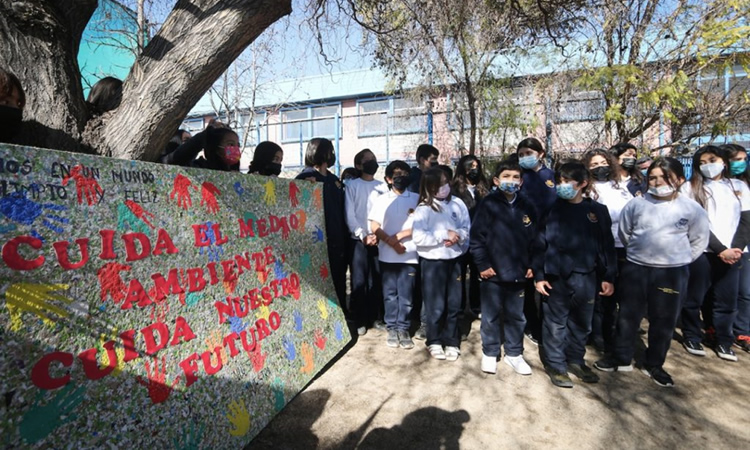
top-left (481, 354), bottom-right (497, 374)
top-left (445, 346), bottom-right (461, 362)
top-left (428, 344), bottom-right (446, 360)
top-left (504, 355), bottom-right (532, 375)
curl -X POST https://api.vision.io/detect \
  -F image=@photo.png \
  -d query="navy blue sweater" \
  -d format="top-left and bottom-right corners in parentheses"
top-left (295, 167), bottom-right (347, 251)
top-left (519, 166), bottom-right (557, 219)
top-left (470, 192), bottom-right (538, 283)
top-left (531, 198), bottom-right (617, 283)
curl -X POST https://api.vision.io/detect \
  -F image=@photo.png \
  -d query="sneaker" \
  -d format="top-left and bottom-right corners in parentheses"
top-left (445, 346), bottom-right (461, 362)
top-left (397, 330), bottom-right (414, 349)
top-left (641, 366), bottom-right (674, 387)
top-left (682, 340), bottom-right (706, 356)
top-left (568, 363), bottom-right (599, 383)
top-left (481, 354), bottom-right (497, 374)
top-left (414, 323), bottom-right (427, 341)
top-left (374, 320), bottom-right (388, 331)
top-left (428, 344), bottom-right (446, 360)
top-left (504, 355), bottom-right (532, 375)
top-left (716, 344), bottom-right (738, 362)
top-left (545, 367), bottom-right (573, 388)
top-left (386, 329), bottom-right (399, 348)
top-left (734, 335), bottom-right (750, 353)
top-left (357, 326), bottom-right (367, 336)
top-left (525, 332), bottom-right (539, 346)
top-left (594, 357), bottom-right (633, 372)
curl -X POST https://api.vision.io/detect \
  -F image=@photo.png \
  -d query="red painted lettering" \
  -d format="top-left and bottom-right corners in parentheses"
top-left (2, 235), bottom-right (44, 270)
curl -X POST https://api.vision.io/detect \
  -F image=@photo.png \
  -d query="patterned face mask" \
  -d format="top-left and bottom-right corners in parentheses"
top-left (499, 181), bottom-right (520, 194)
top-left (220, 145), bottom-right (241, 165)
top-left (556, 182), bottom-right (579, 200)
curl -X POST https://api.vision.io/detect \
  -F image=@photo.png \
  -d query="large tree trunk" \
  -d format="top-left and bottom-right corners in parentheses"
top-left (97, 0), bottom-right (292, 161)
top-left (0, 1), bottom-right (96, 152)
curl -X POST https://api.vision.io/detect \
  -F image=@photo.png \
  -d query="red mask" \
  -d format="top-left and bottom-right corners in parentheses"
top-left (221, 145), bottom-right (241, 165)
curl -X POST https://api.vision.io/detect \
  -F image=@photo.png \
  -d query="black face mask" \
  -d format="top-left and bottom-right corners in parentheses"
top-left (261, 162), bottom-right (282, 176)
top-left (391, 175), bottom-right (410, 192)
top-left (0, 105), bottom-right (22, 143)
top-left (429, 160), bottom-right (439, 168)
top-left (621, 157), bottom-right (636, 169)
top-left (467, 168), bottom-right (480, 183)
top-left (591, 166), bottom-right (611, 181)
top-left (362, 160), bottom-right (379, 175)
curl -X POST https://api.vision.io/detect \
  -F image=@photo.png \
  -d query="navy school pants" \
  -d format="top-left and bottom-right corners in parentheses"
top-left (381, 262), bottom-right (417, 331)
top-left (420, 256), bottom-right (463, 347)
top-left (349, 238), bottom-right (383, 327)
top-left (480, 280), bottom-right (526, 357)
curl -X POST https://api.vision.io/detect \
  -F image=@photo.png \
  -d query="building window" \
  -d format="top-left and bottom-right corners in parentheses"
top-left (555, 91), bottom-right (604, 123)
top-left (357, 97), bottom-right (425, 137)
top-left (237, 112), bottom-right (268, 147)
top-left (281, 104), bottom-right (340, 142)
top-left (182, 118), bottom-right (204, 134)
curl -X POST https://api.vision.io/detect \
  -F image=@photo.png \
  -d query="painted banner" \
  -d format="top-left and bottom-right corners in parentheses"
top-left (0, 143), bottom-right (351, 448)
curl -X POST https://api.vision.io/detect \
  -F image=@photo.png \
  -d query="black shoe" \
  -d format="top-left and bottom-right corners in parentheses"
top-left (568, 363), bottom-right (599, 384)
top-left (716, 344), bottom-right (738, 362)
top-left (641, 366), bottom-right (674, 387)
top-left (545, 367), bottom-right (573, 388)
top-left (386, 329), bottom-right (398, 348)
top-left (397, 330), bottom-right (414, 349)
top-left (594, 357), bottom-right (633, 372)
top-left (374, 320), bottom-right (388, 331)
top-left (414, 323), bottom-right (427, 341)
top-left (734, 336), bottom-right (750, 353)
top-left (525, 332), bottom-right (539, 346)
top-left (682, 340), bottom-right (706, 356)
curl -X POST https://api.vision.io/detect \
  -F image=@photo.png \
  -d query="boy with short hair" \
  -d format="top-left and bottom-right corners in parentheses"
top-left (471, 159), bottom-right (538, 375)
top-left (369, 161), bottom-right (420, 349)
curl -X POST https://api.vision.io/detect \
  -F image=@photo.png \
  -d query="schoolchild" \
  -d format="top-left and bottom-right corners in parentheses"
top-left (532, 161), bottom-right (617, 388)
top-left (594, 159), bottom-right (709, 387)
top-left (345, 149), bottom-right (388, 334)
top-left (725, 143), bottom-right (750, 353)
top-left (609, 142), bottom-right (646, 197)
top-left (680, 145), bottom-right (750, 362)
top-left (412, 167), bottom-right (471, 361)
top-left (470, 159), bottom-right (537, 375)
top-left (369, 161), bottom-right (420, 349)
top-left (162, 126), bottom-right (241, 171)
top-left (583, 149), bottom-right (634, 353)
top-left (248, 141), bottom-right (284, 176)
top-left (516, 137), bottom-right (557, 346)
top-left (0, 67), bottom-right (25, 144)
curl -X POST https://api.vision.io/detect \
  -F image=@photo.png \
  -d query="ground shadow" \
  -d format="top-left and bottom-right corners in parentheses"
top-left (354, 407), bottom-right (470, 450)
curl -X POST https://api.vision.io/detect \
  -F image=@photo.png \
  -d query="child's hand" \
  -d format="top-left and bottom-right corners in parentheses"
top-left (385, 235), bottom-right (399, 248)
top-left (525, 268), bottom-right (534, 278)
top-left (393, 242), bottom-right (406, 254)
top-left (479, 268), bottom-right (496, 279)
top-left (535, 280), bottom-right (552, 296)
top-left (364, 234), bottom-right (378, 246)
top-left (600, 281), bottom-right (615, 297)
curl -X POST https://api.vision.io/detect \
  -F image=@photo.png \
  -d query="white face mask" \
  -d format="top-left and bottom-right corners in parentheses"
top-left (648, 185), bottom-right (675, 197)
top-left (700, 161), bottom-right (725, 179)
top-left (435, 183), bottom-right (451, 200)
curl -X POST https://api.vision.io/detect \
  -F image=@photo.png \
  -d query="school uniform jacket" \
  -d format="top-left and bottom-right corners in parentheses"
top-left (470, 191), bottom-right (538, 283)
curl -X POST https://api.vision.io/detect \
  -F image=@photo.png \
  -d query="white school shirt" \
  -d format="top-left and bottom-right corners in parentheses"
top-left (345, 178), bottom-right (388, 240)
top-left (593, 180), bottom-right (634, 248)
top-left (368, 190), bottom-right (419, 264)
top-left (411, 196), bottom-right (470, 260)
top-left (682, 178), bottom-right (750, 250)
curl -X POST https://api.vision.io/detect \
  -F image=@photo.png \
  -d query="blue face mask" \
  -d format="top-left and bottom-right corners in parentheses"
top-left (730, 160), bottom-right (748, 176)
top-left (556, 182), bottom-right (579, 200)
top-left (518, 155), bottom-right (539, 170)
top-left (640, 169), bottom-right (648, 177)
top-left (499, 181), bottom-right (520, 194)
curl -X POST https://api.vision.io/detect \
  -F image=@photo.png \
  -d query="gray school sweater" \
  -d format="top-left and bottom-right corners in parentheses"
top-left (618, 193), bottom-right (709, 267)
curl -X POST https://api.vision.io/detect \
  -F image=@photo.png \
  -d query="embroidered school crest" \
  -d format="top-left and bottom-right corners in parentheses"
top-left (545, 180), bottom-right (554, 188)
top-left (675, 218), bottom-right (689, 228)
top-left (522, 215), bottom-right (532, 226)
top-left (451, 212), bottom-right (458, 221)
top-left (587, 212), bottom-right (598, 223)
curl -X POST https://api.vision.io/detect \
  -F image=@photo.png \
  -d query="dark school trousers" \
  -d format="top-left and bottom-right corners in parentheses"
top-left (480, 280), bottom-right (526, 357)
top-left (329, 243), bottom-right (348, 316)
top-left (541, 271), bottom-right (597, 373)
top-left (592, 248), bottom-right (626, 353)
top-left (460, 252), bottom-right (481, 315)
top-left (682, 253), bottom-right (739, 347)
top-left (421, 256), bottom-right (463, 348)
top-left (734, 252), bottom-right (750, 337)
top-left (613, 261), bottom-right (688, 368)
top-left (349, 238), bottom-right (383, 327)
top-left (381, 262), bottom-right (418, 331)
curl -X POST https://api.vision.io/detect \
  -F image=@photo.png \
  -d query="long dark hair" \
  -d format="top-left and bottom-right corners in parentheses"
top-left (689, 145), bottom-right (730, 209)
top-left (452, 155), bottom-right (489, 206)
top-left (204, 127), bottom-right (239, 166)
top-left (609, 142), bottom-right (644, 185)
top-left (248, 141), bottom-right (283, 174)
top-left (722, 143), bottom-right (750, 188)
top-left (418, 167), bottom-right (448, 211)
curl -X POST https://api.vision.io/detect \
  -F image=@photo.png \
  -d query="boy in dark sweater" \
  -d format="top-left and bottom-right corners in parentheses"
top-left (471, 160), bottom-right (539, 375)
top-left (532, 161), bottom-right (617, 388)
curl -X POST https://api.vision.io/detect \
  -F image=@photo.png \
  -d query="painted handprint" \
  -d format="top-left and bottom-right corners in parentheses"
top-left (170, 173), bottom-right (196, 210)
top-left (317, 299), bottom-right (329, 320)
top-left (272, 378), bottom-right (285, 412)
top-left (314, 329), bottom-right (327, 350)
top-left (123, 200), bottom-right (155, 228)
top-left (19, 384), bottom-right (86, 444)
top-left (228, 316), bottom-right (247, 334)
top-left (301, 188), bottom-right (312, 207)
top-left (320, 263), bottom-right (329, 280)
top-left (289, 182), bottom-right (300, 207)
top-left (250, 344), bottom-right (267, 373)
top-left (300, 342), bottom-right (314, 374)
top-left (198, 221), bottom-right (224, 262)
top-left (293, 310), bottom-right (303, 331)
top-left (255, 305), bottom-right (271, 322)
top-left (62, 165), bottom-right (103, 206)
top-left (226, 399), bottom-right (251, 437)
top-left (233, 181), bottom-right (246, 198)
top-left (184, 292), bottom-right (203, 308)
top-left (200, 181), bottom-right (221, 214)
top-left (0, 191), bottom-right (68, 233)
top-left (4, 283), bottom-right (73, 332)
top-left (263, 179), bottom-right (276, 205)
top-left (136, 356), bottom-right (180, 404)
top-left (283, 335), bottom-right (296, 361)
top-left (335, 321), bottom-right (344, 341)
top-left (296, 209), bottom-right (307, 230)
top-left (274, 259), bottom-right (288, 280)
top-left (116, 202), bottom-right (150, 233)
top-left (312, 225), bottom-right (324, 243)
top-left (242, 211), bottom-right (258, 239)
top-left (97, 262), bottom-right (131, 305)
top-left (327, 297), bottom-right (338, 310)
top-left (204, 329), bottom-right (225, 361)
top-left (173, 422), bottom-right (204, 450)
top-left (256, 266), bottom-right (270, 284)
top-left (313, 186), bottom-right (322, 210)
